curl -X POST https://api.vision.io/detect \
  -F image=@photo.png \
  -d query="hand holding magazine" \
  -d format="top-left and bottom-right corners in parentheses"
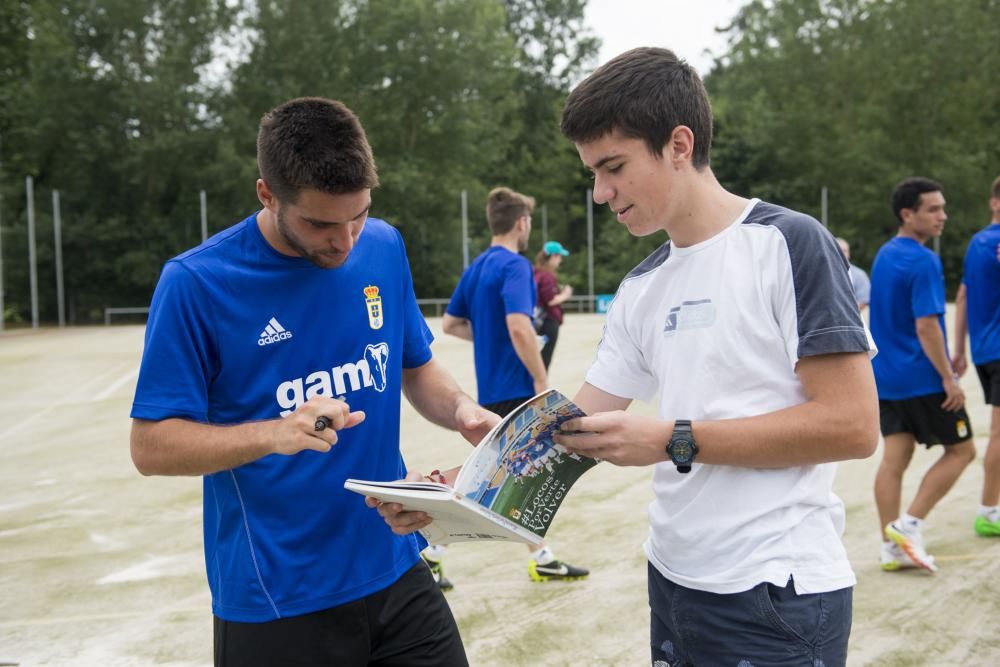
top-left (344, 389), bottom-right (597, 545)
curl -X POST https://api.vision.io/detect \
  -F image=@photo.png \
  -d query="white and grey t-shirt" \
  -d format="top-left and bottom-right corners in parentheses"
top-left (587, 198), bottom-right (873, 596)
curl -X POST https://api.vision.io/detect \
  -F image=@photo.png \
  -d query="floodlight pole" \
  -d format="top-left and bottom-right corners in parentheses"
top-left (200, 189), bottom-right (208, 242)
top-left (26, 175), bottom-right (38, 329)
top-left (0, 189), bottom-right (4, 334)
top-left (461, 189), bottom-right (469, 269)
top-left (586, 189), bottom-right (594, 311)
top-left (0, 134), bottom-right (5, 333)
top-left (821, 186), bottom-right (828, 227)
top-left (542, 203), bottom-right (548, 244)
top-left (53, 190), bottom-right (65, 327)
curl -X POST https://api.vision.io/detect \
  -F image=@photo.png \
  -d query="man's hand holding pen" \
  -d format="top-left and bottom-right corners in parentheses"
top-left (271, 396), bottom-right (365, 456)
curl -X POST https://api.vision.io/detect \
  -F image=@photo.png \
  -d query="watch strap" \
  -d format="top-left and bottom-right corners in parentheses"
top-left (667, 419), bottom-right (695, 473)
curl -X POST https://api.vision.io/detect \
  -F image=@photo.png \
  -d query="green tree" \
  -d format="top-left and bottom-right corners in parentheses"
top-left (708, 0), bottom-right (1000, 289)
top-left (490, 0), bottom-right (602, 296)
top-left (1, 0), bottom-right (237, 323)
top-left (216, 0), bottom-right (523, 297)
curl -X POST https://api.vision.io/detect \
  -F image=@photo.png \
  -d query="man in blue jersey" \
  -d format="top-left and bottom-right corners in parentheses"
top-left (429, 187), bottom-right (588, 585)
top-left (130, 97), bottom-right (495, 666)
top-left (952, 175), bottom-right (1000, 537)
top-left (870, 177), bottom-right (976, 574)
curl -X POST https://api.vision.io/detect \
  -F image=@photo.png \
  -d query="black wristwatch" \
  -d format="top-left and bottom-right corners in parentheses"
top-left (666, 420), bottom-right (698, 473)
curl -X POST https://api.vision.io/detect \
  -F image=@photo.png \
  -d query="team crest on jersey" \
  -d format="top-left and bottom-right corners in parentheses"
top-left (364, 285), bottom-right (383, 330)
top-left (957, 419), bottom-right (969, 439)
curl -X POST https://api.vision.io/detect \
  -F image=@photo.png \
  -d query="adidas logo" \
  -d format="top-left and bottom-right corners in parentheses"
top-left (258, 317), bottom-right (293, 346)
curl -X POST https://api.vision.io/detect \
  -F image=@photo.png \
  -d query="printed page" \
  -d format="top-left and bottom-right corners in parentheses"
top-left (454, 389), bottom-right (597, 538)
top-left (415, 497), bottom-right (541, 545)
top-left (343, 479), bottom-right (538, 545)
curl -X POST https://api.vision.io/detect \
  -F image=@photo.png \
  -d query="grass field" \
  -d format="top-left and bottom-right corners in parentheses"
top-left (2, 311), bottom-right (999, 666)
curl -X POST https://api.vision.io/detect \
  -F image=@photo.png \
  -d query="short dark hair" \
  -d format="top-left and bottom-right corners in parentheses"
top-left (991, 175), bottom-right (1000, 200)
top-left (486, 187), bottom-right (534, 236)
top-left (561, 47), bottom-right (713, 168)
top-left (257, 97), bottom-right (379, 203)
top-left (891, 177), bottom-right (943, 224)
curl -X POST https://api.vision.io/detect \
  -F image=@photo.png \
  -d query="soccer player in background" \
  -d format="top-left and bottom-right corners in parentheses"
top-left (533, 240), bottom-right (574, 369)
top-left (423, 187), bottom-right (588, 587)
top-left (836, 236), bottom-right (871, 312)
top-left (952, 175), bottom-right (1000, 536)
top-left (870, 177), bottom-right (975, 573)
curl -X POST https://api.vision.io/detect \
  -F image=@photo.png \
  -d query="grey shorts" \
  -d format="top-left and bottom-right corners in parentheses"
top-left (648, 562), bottom-right (852, 667)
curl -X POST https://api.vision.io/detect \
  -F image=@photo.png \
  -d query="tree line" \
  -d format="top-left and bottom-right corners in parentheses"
top-left (708, 0), bottom-right (1000, 287)
top-left (1, 0), bottom-right (997, 325)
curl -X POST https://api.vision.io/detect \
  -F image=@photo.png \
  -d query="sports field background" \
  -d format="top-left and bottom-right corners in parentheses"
top-left (2, 310), bottom-right (998, 666)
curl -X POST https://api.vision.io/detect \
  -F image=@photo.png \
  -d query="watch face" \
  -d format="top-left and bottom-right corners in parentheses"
top-left (671, 439), bottom-right (693, 462)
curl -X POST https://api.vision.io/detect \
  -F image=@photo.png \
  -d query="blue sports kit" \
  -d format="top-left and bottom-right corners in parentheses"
top-left (870, 237), bottom-right (949, 399)
top-left (132, 213), bottom-right (432, 622)
top-left (446, 246), bottom-right (536, 406)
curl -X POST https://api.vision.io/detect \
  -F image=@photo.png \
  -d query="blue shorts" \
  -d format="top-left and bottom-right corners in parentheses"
top-left (648, 562), bottom-right (852, 667)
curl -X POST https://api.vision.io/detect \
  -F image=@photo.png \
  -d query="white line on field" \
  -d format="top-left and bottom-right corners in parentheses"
top-left (0, 606), bottom-right (206, 628)
top-left (0, 361), bottom-right (136, 443)
top-left (67, 359), bottom-right (136, 404)
top-left (91, 366), bottom-right (139, 402)
top-left (0, 401), bottom-right (65, 443)
top-left (97, 555), bottom-right (183, 584)
top-left (932, 552), bottom-right (991, 562)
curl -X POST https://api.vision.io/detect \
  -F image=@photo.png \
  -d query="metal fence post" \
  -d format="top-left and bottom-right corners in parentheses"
top-left (26, 176), bottom-right (38, 329)
top-left (53, 190), bottom-right (65, 327)
top-left (586, 189), bottom-right (594, 312)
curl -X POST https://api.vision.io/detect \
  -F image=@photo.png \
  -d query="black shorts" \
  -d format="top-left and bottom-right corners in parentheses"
top-left (879, 393), bottom-right (973, 446)
top-left (482, 396), bottom-right (533, 419)
top-left (214, 561), bottom-right (467, 667)
top-left (976, 360), bottom-right (1000, 406)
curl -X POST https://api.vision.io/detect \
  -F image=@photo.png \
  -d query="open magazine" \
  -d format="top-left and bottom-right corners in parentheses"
top-left (344, 389), bottom-right (597, 545)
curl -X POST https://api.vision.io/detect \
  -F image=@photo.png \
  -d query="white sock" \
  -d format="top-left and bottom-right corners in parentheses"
top-left (979, 505), bottom-right (1000, 521)
top-left (531, 546), bottom-right (555, 565)
top-left (900, 513), bottom-right (923, 531)
top-left (423, 544), bottom-right (448, 561)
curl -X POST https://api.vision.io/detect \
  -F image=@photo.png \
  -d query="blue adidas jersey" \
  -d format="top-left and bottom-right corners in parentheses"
top-left (131, 213), bottom-right (432, 622)
top-left (962, 223), bottom-right (1000, 365)
top-left (870, 236), bottom-right (948, 399)
top-left (447, 246), bottom-right (535, 405)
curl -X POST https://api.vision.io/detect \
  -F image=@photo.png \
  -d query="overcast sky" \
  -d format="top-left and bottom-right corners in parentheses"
top-left (583, 0), bottom-right (749, 75)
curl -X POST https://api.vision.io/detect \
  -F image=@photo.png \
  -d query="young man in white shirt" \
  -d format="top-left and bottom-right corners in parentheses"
top-left (552, 47), bottom-right (880, 666)
top-left (375, 47), bottom-right (880, 666)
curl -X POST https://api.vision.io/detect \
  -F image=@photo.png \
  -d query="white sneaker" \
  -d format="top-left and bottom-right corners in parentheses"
top-left (885, 520), bottom-right (938, 573)
top-left (879, 541), bottom-right (934, 571)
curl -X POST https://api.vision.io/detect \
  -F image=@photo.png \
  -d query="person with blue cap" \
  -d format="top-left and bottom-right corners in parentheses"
top-left (534, 241), bottom-right (575, 369)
